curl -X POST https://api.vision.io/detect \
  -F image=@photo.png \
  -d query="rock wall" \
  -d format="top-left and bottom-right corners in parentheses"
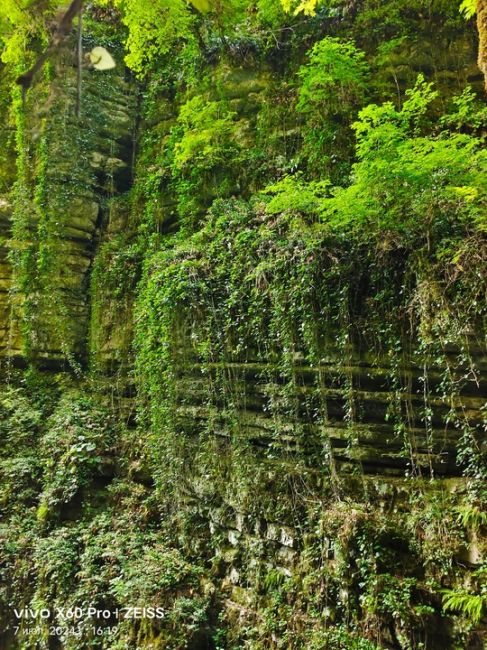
top-left (0, 5), bottom-right (485, 650)
top-left (0, 37), bottom-right (136, 365)
top-left (173, 350), bottom-right (487, 476)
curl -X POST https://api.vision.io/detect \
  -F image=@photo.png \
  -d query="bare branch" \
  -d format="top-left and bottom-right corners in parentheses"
top-left (16, 0), bottom-right (84, 92)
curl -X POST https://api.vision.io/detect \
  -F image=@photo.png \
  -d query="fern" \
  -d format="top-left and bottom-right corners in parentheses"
top-left (456, 505), bottom-right (487, 531)
top-left (442, 590), bottom-right (486, 624)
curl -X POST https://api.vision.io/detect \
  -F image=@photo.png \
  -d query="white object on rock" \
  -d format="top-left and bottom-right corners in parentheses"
top-left (88, 47), bottom-right (116, 71)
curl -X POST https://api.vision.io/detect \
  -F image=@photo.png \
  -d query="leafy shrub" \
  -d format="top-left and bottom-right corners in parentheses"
top-left (296, 37), bottom-right (369, 178)
top-left (39, 395), bottom-right (116, 510)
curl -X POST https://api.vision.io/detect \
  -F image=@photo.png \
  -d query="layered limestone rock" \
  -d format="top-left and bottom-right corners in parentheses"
top-left (0, 38), bottom-right (136, 366)
top-left (174, 352), bottom-right (487, 475)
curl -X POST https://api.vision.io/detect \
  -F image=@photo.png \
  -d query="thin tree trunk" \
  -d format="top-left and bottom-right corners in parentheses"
top-left (477, 0), bottom-right (487, 92)
top-left (75, 9), bottom-right (83, 118)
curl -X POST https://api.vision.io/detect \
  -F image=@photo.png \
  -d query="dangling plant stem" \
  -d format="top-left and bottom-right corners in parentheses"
top-left (75, 7), bottom-right (83, 118)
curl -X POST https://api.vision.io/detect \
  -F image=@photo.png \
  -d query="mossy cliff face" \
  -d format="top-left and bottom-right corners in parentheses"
top-left (0, 35), bottom-right (136, 366)
top-left (0, 2), bottom-right (486, 650)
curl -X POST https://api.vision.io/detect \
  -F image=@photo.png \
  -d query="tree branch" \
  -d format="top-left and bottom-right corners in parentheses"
top-left (16, 0), bottom-right (84, 92)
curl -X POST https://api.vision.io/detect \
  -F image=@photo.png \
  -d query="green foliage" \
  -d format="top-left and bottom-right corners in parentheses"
top-left (111, 546), bottom-right (202, 602)
top-left (39, 396), bottom-right (116, 510)
top-left (296, 37), bottom-right (369, 178)
top-left (324, 76), bottom-right (486, 239)
top-left (456, 505), bottom-right (487, 531)
top-left (259, 76), bottom-right (486, 247)
top-left (257, 0), bottom-right (287, 26)
top-left (442, 588), bottom-right (486, 624)
top-left (297, 37), bottom-right (369, 116)
top-left (0, 385), bottom-right (44, 520)
top-left (440, 86), bottom-right (487, 131)
top-left (307, 627), bottom-right (381, 649)
top-left (173, 95), bottom-right (237, 170)
top-left (1, 1), bottom-right (486, 648)
top-left (0, 0), bottom-right (55, 71)
top-left (96, 0), bottom-right (252, 77)
top-left (459, 0), bottom-right (476, 19)
top-left (110, 543), bottom-right (211, 645)
top-left (135, 80), bottom-right (487, 590)
top-left (280, 0), bottom-right (326, 16)
top-left (262, 174), bottom-right (330, 216)
top-left (168, 94), bottom-right (240, 227)
top-left (108, 0), bottom-right (195, 76)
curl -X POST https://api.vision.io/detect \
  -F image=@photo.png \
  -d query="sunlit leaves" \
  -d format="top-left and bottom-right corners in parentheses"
top-left (324, 77), bottom-right (486, 235)
top-left (459, 0), bottom-right (476, 19)
top-left (297, 37), bottom-right (369, 114)
top-left (188, 0), bottom-right (212, 11)
top-left (107, 0), bottom-right (194, 76)
top-left (280, 0), bottom-right (323, 15)
top-left (263, 175), bottom-right (330, 216)
top-left (173, 96), bottom-right (237, 169)
top-left (296, 37), bottom-right (369, 178)
top-left (0, 0), bottom-right (56, 69)
top-left (442, 590), bottom-right (486, 624)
